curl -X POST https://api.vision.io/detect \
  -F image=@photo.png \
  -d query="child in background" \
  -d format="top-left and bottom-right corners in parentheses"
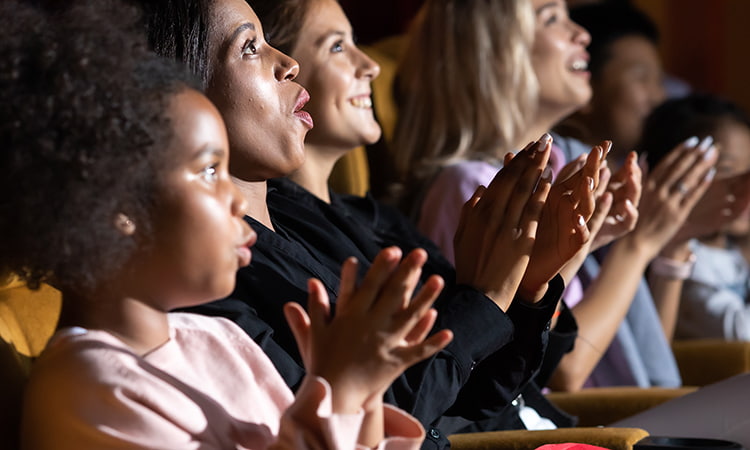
top-left (641, 94), bottom-right (750, 341)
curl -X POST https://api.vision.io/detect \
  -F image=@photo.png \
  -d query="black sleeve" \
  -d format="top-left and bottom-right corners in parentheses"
top-left (443, 275), bottom-right (563, 421)
top-left (534, 299), bottom-right (577, 388)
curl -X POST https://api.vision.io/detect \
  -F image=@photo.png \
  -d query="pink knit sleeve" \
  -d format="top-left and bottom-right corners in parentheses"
top-left (417, 161), bottom-right (501, 263)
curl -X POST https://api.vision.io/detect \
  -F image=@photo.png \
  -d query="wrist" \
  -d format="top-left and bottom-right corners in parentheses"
top-left (649, 251), bottom-right (696, 280)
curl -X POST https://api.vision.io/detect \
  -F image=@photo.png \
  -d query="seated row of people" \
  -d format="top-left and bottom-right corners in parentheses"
top-left (3, 0), bottom-right (750, 448)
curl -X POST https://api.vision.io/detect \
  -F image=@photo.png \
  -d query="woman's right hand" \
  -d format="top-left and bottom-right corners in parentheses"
top-left (283, 247), bottom-right (453, 414)
top-left (452, 135), bottom-right (553, 311)
top-left (627, 136), bottom-right (718, 259)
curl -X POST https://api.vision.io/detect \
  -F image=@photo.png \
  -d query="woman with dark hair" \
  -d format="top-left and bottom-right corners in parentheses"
top-left (7, 2), bottom-right (451, 448)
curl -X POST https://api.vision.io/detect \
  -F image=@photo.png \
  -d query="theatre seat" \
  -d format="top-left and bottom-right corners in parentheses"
top-left (0, 277), bottom-right (61, 450)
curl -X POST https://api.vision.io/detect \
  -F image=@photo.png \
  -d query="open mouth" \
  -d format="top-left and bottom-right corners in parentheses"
top-left (570, 59), bottom-right (588, 72)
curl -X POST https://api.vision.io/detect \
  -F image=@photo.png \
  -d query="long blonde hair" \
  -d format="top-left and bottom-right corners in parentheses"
top-left (390, 0), bottom-right (538, 206)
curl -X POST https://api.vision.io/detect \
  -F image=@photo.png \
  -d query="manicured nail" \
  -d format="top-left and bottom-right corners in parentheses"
top-left (698, 136), bottom-right (714, 152)
top-left (539, 133), bottom-right (552, 146)
top-left (541, 165), bottom-right (553, 181)
top-left (705, 167), bottom-right (716, 182)
top-left (587, 176), bottom-right (595, 191)
top-left (703, 145), bottom-right (716, 160)
top-left (683, 136), bottom-right (699, 148)
top-left (577, 214), bottom-right (586, 227)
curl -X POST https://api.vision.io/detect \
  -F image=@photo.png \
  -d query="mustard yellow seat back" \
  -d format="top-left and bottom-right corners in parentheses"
top-left (0, 277), bottom-right (61, 450)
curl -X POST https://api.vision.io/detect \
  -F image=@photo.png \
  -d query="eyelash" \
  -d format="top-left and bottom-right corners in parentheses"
top-left (242, 39), bottom-right (258, 56)
top-left (331, 40), bottom-right (344, 53)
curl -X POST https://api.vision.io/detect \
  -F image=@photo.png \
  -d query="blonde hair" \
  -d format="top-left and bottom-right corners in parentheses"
top-left (390, 0), bottom-right (538, 206)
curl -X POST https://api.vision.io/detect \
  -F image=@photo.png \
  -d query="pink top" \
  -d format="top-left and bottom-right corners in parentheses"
top-left (21, 313), bottom-right (424, 450)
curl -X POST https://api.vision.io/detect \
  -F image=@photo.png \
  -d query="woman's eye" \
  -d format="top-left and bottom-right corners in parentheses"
top-left (544, 13), bottom-right (559, 26)
top-left (242, 39), bottom-right (258, 56)
top-left (201, 165), bottom-right (219, 183)
top-left (331, 40), bottom-right (344, 53)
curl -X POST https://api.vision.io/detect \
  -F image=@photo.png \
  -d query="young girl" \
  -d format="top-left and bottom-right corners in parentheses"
top-left (2, 3), bottom-right (451, 448)
top-left (640, 94), bottom-right (750, 341)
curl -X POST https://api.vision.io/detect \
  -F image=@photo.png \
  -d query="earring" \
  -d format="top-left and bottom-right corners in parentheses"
top-left (115, 213), bottom-right (136, 235)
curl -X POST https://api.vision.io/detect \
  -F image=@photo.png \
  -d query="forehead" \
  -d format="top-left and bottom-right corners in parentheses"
top-left (207, 0), bottom-right (261, 48)
top-left (166, 89), bottom-right (226, 155)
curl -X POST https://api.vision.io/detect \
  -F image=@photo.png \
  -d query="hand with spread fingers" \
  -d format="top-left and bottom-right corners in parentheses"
top-left (630, 136), bottom-right (718, 258)
top-left (283, 247), bottom-right (453, 415)
top-left (520, 139), bottom-right (606, 302)
top-left (669, 168), bottom-right (750, 246)
top-left (452, 134), bottom-right (553, 311)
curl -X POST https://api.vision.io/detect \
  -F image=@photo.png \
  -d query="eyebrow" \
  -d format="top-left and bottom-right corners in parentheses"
top-left (192, 146), bottom-right (226, 161)
top-left (315, 30), bottom-right (346, 47)
top-left (229, 22), bottom-right (256, 45)
top-left (535, 1), bottom-right (560, 15)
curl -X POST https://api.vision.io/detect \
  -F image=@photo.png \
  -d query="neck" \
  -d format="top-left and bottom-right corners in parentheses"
top-left (518, 105), bottom-right (575, 148)
top-left (287, 144), bottom-right (347, 204)
top-left (232, 177), bottom-right (274, 231)
top-left (58, 289), bottom-right (170, 355)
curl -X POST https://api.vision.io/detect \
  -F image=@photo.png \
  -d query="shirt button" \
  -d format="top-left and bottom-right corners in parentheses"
top-left (429, 428), bottom-right (440, 439)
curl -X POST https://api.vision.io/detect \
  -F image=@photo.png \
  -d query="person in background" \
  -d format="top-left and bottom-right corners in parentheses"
top-left (390, 0), bottom-right (721, 396)
top-left (640, 93), bottom-right (750, 341)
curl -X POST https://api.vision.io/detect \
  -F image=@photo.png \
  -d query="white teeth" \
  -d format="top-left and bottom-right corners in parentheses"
top-left (571, 60), bottom-right (588, 71)
top-left (350, 97), bottom-right (372, 108)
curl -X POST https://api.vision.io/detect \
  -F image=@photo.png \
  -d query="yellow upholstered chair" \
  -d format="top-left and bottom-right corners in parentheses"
top-left (0, 276), bottom-right (62, 450)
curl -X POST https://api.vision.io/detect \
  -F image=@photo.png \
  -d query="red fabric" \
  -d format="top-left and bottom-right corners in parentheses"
top-left (535, 444), bottom-right (611, 450)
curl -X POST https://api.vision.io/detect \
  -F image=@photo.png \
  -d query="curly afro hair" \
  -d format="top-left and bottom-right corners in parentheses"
top-left (0, 0), bottom-right (198, 292)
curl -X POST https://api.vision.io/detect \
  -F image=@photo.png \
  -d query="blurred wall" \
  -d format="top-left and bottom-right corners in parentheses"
top-left (634, 0), bottom-right (750, 113)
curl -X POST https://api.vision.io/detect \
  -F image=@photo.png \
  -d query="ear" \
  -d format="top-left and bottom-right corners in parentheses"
top-left (114, 213), bottom-right (136, 236)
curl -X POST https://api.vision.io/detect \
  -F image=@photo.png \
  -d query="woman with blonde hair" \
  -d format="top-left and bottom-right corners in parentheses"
top-left (390, 0), bottom-right (539, 226)
top-left (392, 0), bottom-right (720, 398)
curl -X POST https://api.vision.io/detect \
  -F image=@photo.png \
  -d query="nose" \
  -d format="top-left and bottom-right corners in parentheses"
top-left (570, 20), bottom-right (591, 48)
top-left (273, 46), bottom-right (299, 82)
top-left (229, 182), bottom-right (249, 219)
top-left (354, 48), bottom-right (380, 81)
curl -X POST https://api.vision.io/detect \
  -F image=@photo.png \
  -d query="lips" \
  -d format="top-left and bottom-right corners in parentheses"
top-left (293, 88), bottom-right (314, 129)
top-left (236, 227), bottom-right (257, 267)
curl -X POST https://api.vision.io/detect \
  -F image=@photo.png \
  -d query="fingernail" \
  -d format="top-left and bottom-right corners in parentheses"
top-left (539, 133), bottom-right (552, 146)
top-left (541, 165), bottom-right (553, 181)
top-left (597, 146), bottom-right (603, 159)
top-left (727, 194), bottom-right (736, 202)
top-left (684, 136), bottom-right (699, 148)
top-left (705, 167), bottom-right (716, 181)
top-left (577, 214), bottom-right (586, 227)
top-left (625, 199), bottom-right (634, 208)
top-left (587, 176), bottom-right (595, 191)
top-left (698, 136), bottom-right (714, 152)
top-left (703, 145), bottom-right (716, 160)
